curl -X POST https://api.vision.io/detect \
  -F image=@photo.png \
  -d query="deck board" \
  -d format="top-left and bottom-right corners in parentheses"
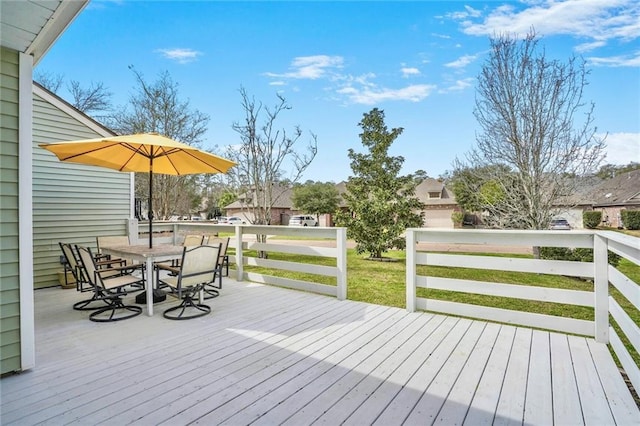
top-left (1, 281), bottom-right (638, 425)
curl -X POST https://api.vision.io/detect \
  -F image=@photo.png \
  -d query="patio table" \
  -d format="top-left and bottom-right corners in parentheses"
top-left (100, 244), bottom-right (184, 316)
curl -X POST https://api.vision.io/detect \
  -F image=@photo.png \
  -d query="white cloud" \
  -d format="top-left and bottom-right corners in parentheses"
top-left (450, 0), bottom-right (640, 54)
top-left (156, 48), bottom-right (202, 64)
top-left (337, 84), bottom-right (436, 105)
top-left (575, 40), bottom-right (607, 52)
top-left (265, 55), bottom-right (343, 80)
top-left (600, 132), bottom-right (640, 165)
top-left (587, 51), bottom-right (640, 67)
top-left (446, 5), bottom-right (483, 20)
top-left (439, 77), bottom-right (475, 93)
top-left (269, 81), bottom-right (286, 86)
top-left (445, 54), bottom-right (479, 68)
top-left (401, 67), bottom-right (421, 77)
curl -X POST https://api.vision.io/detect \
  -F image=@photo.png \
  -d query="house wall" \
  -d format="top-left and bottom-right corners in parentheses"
top-left (558, 208), bottom-right (585, 229)
top-left (423, 206), bottom-right (455, 228)
top-left (32, 91), bottom-right (133, 289)
top-left (0, 46), bottom-right (22, 375)
top-left (596, 206), bottom-right (628, 229)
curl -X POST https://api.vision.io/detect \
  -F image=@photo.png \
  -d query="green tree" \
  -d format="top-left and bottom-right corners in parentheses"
top-left (292, 181), bottom-right (340, 220)
top-left (218, 191), bottom-right (238, 212)
top-left (336, 108), bottom-right (425, 259)
top-left (596, 162), bottom-right (640, 179)
top-left (455, 31), bottom-right (604, 230)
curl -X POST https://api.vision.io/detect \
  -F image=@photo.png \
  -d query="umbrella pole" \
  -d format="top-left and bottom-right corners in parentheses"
top-left (149, 158), bottom-right (153, 248)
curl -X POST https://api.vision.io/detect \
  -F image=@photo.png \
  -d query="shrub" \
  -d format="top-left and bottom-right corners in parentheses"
top-left (583, 210), bottom-right (602, 229)
top-left (540, 247), bottom-right (621, 268)
top-left (451, 211), bottom-right (464, 227)
top-left (621, 209), bottom-right (640, 230)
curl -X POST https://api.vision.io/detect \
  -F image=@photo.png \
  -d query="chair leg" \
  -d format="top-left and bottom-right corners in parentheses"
top-left (203, 266), bottom-right (222, 300)
top-left (163, 293), bottom-right (210, 320)
top-left (89, 297), bottom-right (142, 322)
top-left (73, 291), bottom-right (111, 311)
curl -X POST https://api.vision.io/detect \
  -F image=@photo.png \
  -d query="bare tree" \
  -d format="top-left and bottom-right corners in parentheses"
top-left (455, 30), bottom-right (605, 231)
top-left (34, 70), bottom-right (113, 116)
top-left (226, 87), bottom-right (317, 226)
top-left (34, 70), bottom-right (63, 93)
top-left (68, 80), bottom-right (112, 115)
top-left (108, 68), bottom-right (210, 220)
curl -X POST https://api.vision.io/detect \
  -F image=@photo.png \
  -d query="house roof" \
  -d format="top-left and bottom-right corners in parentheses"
top-left (415, 178), bottom-right (457, 205)
top-left (0, 1), bottom-right (88, 65)
top-left (591, 170), bottom-right (640, 207)
top-left (33, 82), bottom-right (116, 137)
top-left (225, 185), bottom-right (295, 209)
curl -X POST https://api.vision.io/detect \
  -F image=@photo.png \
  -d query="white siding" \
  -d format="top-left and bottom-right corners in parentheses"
top-left (32, 92), bottom-right (132, 288)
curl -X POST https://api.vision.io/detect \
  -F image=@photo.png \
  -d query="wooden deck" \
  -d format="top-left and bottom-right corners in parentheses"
top-left (1, 280), bottom-right (638, 425)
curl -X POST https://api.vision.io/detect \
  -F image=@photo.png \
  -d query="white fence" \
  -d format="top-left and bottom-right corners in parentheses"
top-left (405, 228), bottom-right (640, 396)
top-left (128, 220), bottom-right (347, 300)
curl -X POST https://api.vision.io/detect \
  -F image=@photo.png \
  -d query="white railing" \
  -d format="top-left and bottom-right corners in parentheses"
top-left (233, 225), bottom-right (347, 300)
top-left (406, 228), bottom-right (640, 395)
top-left (127, 220), bottom-right (347, 300)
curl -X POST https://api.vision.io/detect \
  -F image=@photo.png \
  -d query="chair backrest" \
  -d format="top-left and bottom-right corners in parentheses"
top-left (183, 234), bottom-right (204, 247)
top-left (76, 245), bottom-right (101, 290)
top-left (59, 242), bottom-right (84, 282)
top-left (97, 235), bottom-right (130, 251)
top-left (206, 237), bottom-right (230, 265)
top-left (177, 244), bottom-right (221, 288)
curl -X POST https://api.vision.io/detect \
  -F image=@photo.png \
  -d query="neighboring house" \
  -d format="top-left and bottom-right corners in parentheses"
top-left (1, 1), bottom-right (90, 375)
top-left (333, 179), bottom-right (458, 229)
top-left (591, 171), bottom-right (640, 228)
top-left (33, 83), bottom-right (133, 289)
top-left (225, 185), bottom-right (295, 224)
top-left (415, 178), bottom-right (459, 228)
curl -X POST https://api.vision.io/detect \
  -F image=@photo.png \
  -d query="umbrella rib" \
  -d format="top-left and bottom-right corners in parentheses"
top-left (177, 149), bottom-right (227, 174)
top-left (58, 142), bottom-right (119, 161)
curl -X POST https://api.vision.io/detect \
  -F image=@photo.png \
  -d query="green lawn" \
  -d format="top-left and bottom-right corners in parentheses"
top-left (235, 247), bottom-right (639, 367)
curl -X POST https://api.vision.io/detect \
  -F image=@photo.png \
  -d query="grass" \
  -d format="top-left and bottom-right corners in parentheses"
top-left (235, 246), bottom-right (639, 367)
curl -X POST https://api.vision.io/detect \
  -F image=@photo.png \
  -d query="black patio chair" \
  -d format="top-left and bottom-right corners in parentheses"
top-left (157, 243), bottom-right (221, 320)
top-left (76, 245), bottom-right (145, 322)
top-left (201, 236), bottom-right (229, 300)
top-left (59, 242), bottom-right (127, 311)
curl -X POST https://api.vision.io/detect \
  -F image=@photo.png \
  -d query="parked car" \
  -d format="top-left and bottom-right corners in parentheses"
top-left (549, 218), bottom-right (571, 230)
top-left (289, 215), bottom-right (318, 227)
top-left (220, 216), bottom-right (246, 225)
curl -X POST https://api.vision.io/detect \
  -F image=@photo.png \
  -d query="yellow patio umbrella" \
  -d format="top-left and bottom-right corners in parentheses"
top-left (39, 132), bottom-right (236, 248)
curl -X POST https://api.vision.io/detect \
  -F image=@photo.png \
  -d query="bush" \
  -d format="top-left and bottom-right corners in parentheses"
top-left (583, 210), bottom-right (602, 229)
top-left (540, 247), bottom-right (621, 267)
top-left (451, 211), bottom-right (464, 227)
top-left (621, 209), bottom-right (640, 230)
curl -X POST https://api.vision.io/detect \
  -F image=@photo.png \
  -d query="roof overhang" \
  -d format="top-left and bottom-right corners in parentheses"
top-left (0, 0), bottom-right (88, 65)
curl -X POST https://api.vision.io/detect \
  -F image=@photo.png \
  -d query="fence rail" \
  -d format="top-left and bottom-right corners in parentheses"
top-left (406, 228), bottom-right (640, 395)
top-left (128, 220), bottom-right (347, 300)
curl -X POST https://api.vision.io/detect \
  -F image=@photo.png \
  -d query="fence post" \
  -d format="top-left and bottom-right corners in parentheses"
top-left (594, 233), bottom-right (609, 343)
top-left (406, 229), bottom-right (416, 313)
top-left (235, 225), bottom-right (243, 282)
top-left (336, 227), bottom-right (347, 301)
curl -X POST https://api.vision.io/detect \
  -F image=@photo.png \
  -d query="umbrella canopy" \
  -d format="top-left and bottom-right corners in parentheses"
top-left (40, 132), bottom-right (236, 247)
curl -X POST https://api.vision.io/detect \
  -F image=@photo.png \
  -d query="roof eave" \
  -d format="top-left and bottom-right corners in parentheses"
top-left (26, 1), bottom-right (88, 65)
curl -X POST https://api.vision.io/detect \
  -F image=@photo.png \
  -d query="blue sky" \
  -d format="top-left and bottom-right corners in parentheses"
top-left (38, 0), bottom-right (640, 182)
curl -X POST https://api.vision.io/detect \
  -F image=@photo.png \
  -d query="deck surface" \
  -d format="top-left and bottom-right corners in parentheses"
top-left (1, 280), bottom-right (638, 425)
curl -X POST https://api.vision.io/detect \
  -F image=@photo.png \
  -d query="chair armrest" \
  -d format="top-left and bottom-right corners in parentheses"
top-left (155, 262), bottom-right (180, 275)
